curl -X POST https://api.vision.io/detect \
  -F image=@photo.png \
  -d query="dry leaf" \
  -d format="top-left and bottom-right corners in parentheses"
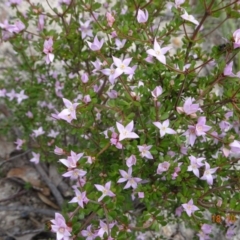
top-left (7, 167), bottom-right (50, 196)
top-left (37, 192), bottom-right (59, 209)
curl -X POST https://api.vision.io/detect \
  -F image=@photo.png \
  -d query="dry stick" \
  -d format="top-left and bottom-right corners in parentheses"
top-left (0, 205), bottom-right (56, 217)
top-left (33, 161), bottom-right (64, 207)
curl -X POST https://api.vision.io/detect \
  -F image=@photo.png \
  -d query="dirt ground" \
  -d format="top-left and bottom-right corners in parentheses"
top-left (0, 136), bottom-right (73, 240)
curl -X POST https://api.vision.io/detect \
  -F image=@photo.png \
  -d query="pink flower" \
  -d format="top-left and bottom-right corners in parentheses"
top-left (58, 98), bottom-right (79, 123)
top-left (107, 89), bottom-right (118, 99)
top-left (110, 132), bottom-right (123, 149)
top-left (137, 9), bottom-right (148, 23)
top-left (181, 11), bottom-right (199, 25)
top-left (233, 29), bottom-right (240, 49)
top-left (79, 20), bottom-right (93, 39)
top-left (33, 126), bottom-right (45, 137)
top-left (50, 213), bottom-right (72, 240)
top-left (224, 61), bottom-right (240, 77)
top-left (184, 117), bottom-right (211, 146)
top-left (187, 155), bottom-right (205, 177)
top-left (59, 151), bottom-right (84, 169)
top-left (14, 138), bottom-right (24, 150)
top-left (115, 38), bottom-right (126, 50)
top-left (151, 86), bottom-right (163, 99)
top-left (229, 140), bottom-right (240, 154)
top-left (106, 12), bottom-right (115, 27)
top-left (87, 36), bottom-right (104, 51)
top-left (200, 162), bottom-right (218, 185)
top-left (118, 167), bottom-right (142, 189)
top-left (38, 15), bottom-right (45, 31)
top-left (182, 199), bottom-right (199, 216)
top-left (54, 146), bottom-right (65, 155)
top-left (94, 181), bottom-right (115, 202)
top-left (59, 0), bottom-right (71, 5)
top-left (16, 90), bottom-right (28, 104)
top-left (101, 64), bottom-right (121, 84)
top-left (146, 39), bottom-right (171, 64)
top-left (97, 220), bottom-right (115, 238)
top-left (6, 0), bottom-right (22, 6)
top-left (116, 120), bottom-right (139, 141)
top-left (177, 97), bottom-right (201, 115)
top-left (30, 152), bottom-right (40, 164)
top-left (157, 161), bottom-right (170, 174)
top-left (62, 168), bottom-right (87, 180)
top-left (175, 0), bottom-right (185, 8)
top-left (81, 224), bottom-right (97, 240)
top-left (6, 89), bottom-right (16, 100)
top-left (126, 154), bottom-right (137, 167)
top-left (69, 189), bottom-right (89, 208)
top-left (43, 38), bottom-right (54, 64)
top-left (153, 119), bottom-right (176, 137)
top-left (175, 206), bottom-right (183, 217)
top-left (137, 144), bottom-right (153, 159)
top-left (112, 56), bottom-right (133, 76)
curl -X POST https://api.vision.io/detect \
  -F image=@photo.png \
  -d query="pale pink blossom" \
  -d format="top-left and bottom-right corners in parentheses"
top-left (137, 9), bottom-right (148, 23)
top-left (151, 86), bottom-right (163, 99)
top-left (33, 126), bottom-right (45, 137)
top-left (58, 98), bottom-right (79, 123)
top-left (181, 11), bottom-right (199, 25)
top-left (200, 162), bottom-right (218, 185)
top-left (43, 37), bottom-right (54, 64)
top-left (69, 189), bottom-right (89, 208)
top-left (182, 199), bottom-right (199, 216)
top-left (81, 225), bottom-right (97, 240)
top-left (106, 12), bottom-right (115, 27)
top-left (30, 152), bottom-right (40, 164)
top-left (157, 161), bottom-right (170, 174)
top-left (87, 36), bottom-right (104, 51)
top-left (118, 167), bottom-right (142, 189)
top-left (50, 213), bottom-right (72, 240)
top-left (153, 119), bottom-right (176, 137)
top-left (126, 154), bottom-right (137, 167)
top-left (54, 146), bottom-right (65, 155)
top-left (187, 155), bottom-right (205, 177)
top-left (146, 39), bottom-right (171, 64)
top-left (79, 20), bottom-right (93, 39)
top-left (116, 120), bottom-right (139, 141)
top-left (95, 181), bottom-right (115, 202)
top-left (137, 144), bottom-right (153, 159)
top-left (15, 138), bottom-right (24, 150)
top-left (233, 29), bottom-right (240, 49)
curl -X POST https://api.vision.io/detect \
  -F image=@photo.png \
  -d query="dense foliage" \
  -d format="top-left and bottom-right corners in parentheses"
top-left (1, 0), bottom-right (240, 239)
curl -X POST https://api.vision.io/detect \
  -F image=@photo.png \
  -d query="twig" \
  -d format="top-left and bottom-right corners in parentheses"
top-left (32, 161), bottom-right (64, 207)
top-left (0, 205), bottom-right (55, 217)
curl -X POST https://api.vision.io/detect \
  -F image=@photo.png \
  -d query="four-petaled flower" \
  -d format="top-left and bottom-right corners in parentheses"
top-left (118, 167), bottom-right (142, 189)
top-left (95, 181), bottom-right (116, 202)
top-left (30, 152), bottom-right (40, 164)
top-left (187, 155), bottom-right (205, 177)
top-left (81, 224), bottom-right (97, 240)
top-left (51, 213), bottom-right (72, 240)
top-left (116, 120), bottom-right (139, 141)
top-left (146, 39), bottom-right (171, 64)
top-left (137, 144), bottom-right (153, 159)
top-left (200, 162), bottom-right (218, 185)
top-left (137, 9), bottom-right (148, 23)
top-left (233, 29), bottom-right (240, 49)
top-left (181, 10), bottom-right (199, 25)
top-left (153, 119), bottom-right (176, 137)
top-left (58, 98), bottom-right (79, 123)
top-left (182, 199), bottom-right (199, 217)
top-left (43, 37), bottom-right (54, 64)
top-left (69, 189), bottom-right (89, 208)
top-left (87, 36), bottom-right (104, 51)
